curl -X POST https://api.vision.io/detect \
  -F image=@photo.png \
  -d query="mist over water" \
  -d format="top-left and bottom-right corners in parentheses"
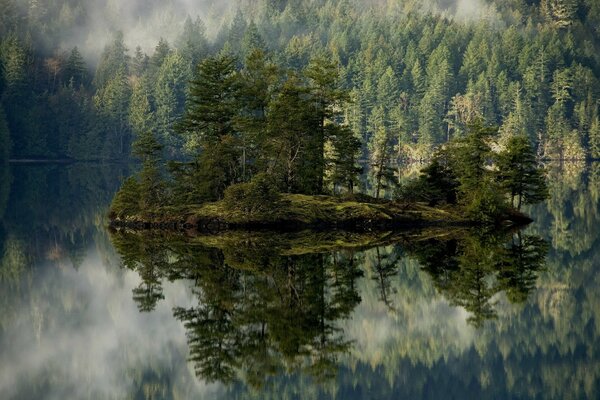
top-left (1, 162), bottom-right (599, 399)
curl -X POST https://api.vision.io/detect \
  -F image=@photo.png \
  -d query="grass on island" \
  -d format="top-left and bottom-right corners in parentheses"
top-left (165, 193), bottom-right (466, 227)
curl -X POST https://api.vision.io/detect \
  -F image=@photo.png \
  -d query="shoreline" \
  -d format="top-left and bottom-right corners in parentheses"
top-left (109, 193), bottom-right (533, 233)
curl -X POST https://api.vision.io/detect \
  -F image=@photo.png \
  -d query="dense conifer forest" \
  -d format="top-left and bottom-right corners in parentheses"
top-left (1, 0), bottom-right (600, 162)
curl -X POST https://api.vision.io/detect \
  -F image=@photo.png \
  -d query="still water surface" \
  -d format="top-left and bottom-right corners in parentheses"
top-left (0, 162), bottom-right (598, 399)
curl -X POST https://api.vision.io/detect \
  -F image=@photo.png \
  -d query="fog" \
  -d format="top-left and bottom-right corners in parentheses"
top-left (0, 246), bottom-right (223, 399)
top-left (10, 0), bottom-right (237, 63)
top-left (9, 0), bottom-right (504, 65)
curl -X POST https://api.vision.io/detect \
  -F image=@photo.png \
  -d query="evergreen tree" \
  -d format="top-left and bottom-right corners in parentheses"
top-left (177, 16), bottom-right (208, 68)
top-left (129, 78), bottom-right (154, 137)
top-left (496, 135), bottom-right (549, 210)
top-left (176, 55), bottom-right (241, 201)
top-left (63, 47), bottom-right (87, 87)
top-left (267, 73), bottom-right (314, 193)
top-left (235, 49), bottom-right (279, 180)
top-left (94, 66), bottom-right (131, 157)
top-left (328, 125), bottom-right (361, 193)
top-left (304, 55), bottom-right (348, 193)
top-left (154, 51), bottom-right (191, 155)
top-left (132, 129), bottom-right (165, 210)
top-left (93, 31), bottom-right (128, 89)
top-left (368, 106), bottom-right (395, 198)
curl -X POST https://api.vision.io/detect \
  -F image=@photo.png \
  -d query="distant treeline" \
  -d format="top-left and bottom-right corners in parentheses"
top-left (1, 0), bottom-right (600, 160)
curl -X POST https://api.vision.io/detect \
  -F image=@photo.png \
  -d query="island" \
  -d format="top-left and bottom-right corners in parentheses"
top-left (109, 54), bottom-right (547, 231)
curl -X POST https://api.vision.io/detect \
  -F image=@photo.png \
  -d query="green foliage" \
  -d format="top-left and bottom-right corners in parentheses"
top-left (0, 107), bottom-right (10, 161)
top-left (2, 0), bottom-right (600, 163)
top-left (110, 176), bottom-right (141, 218)
top-left (496, 135), bottom-right (549, 209)
top-left (399, 124), bottom-right (546, 222)
top-left (223, 173), bottom-right (281, 214)
top-left (327, 125), bottom-right (362, 193)
top-left (133, 130), bottom-right (166, 210)
top-left (462, 182), bottom-right (509, 224)
top-left (397, 154), bottom-right (459, 206)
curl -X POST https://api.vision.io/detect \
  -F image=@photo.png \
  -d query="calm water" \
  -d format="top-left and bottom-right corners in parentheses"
top-left (0, 162), bottom-right (599, 399)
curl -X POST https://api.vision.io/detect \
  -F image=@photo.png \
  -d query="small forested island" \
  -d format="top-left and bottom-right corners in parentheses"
top-left (109, 53), bottom-right (548, 231)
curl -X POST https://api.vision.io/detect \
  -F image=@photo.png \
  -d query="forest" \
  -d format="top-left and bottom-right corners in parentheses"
top-left (1, 0), bottom-right (600, 163)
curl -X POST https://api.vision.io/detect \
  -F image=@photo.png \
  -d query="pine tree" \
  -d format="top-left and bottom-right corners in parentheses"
top-left (267, 73), bottom-right (314, 193)
top-left (132, 129), bottom-right (165, 210)
top-left (368, 106), bottom-right (395, 198)
top-left (329, 125), bottom-right (361, 193)
top-left (235, 49), bottom-right (279, 180)
top-left (93, 31), bottom-right (129, 89)
top-left (305, 55), bottom-right (348, 193)
top-left (496, 135), bottom-right (549, 209)
top-left (64, 47), bottom-right (87, 87)
top-left (154, 51), bottom-right (191, 155)
top-left (176, 55), bottom-right (241, 201)
top-left (129, 78), bottom-right (154, 137)
top-left (177, 16), bottom-right (208, 67)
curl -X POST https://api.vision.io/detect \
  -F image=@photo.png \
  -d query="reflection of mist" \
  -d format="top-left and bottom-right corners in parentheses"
top-left (345, 276), bottom-right (474, 368)
top-left (0, 247), bottom-right (223, 399)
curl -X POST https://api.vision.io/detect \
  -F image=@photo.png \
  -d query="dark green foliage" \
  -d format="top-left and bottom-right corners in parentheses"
top-left (177, 16), bottom-right (208, 67)
top-left (93, 31), bottom-right (129, 89)
top-left (328, 125), bottom-right (362, 193)
top-left (111, 230), bottom-right (362, 385)
top-left (132, 130), bottom-right (166, 210)
top-left (234, 49), bottom-right (279, 179)
top-left (179, 55), bottom-right (239, 144)
top-left (398, 155), bottom-right (459, 206)
top-left (110, 176), bottom-right (141, 218)
top-left (3, 0), bottom-right (600, 163)
top-left (0, 107), bottom-right (10, 161)
top-left (399, 124), bottom-right (547, 222)
top-left (110, 129), bottom-right (165, 217)
top-left (223, 173), bottom-right (281, 214)
top-left (266, 73), bottom-right (318, 193)
top-left (496, 135), bottom-right (549, 209)
top-left (407, 231), bottom-right (549, 327)
top-left (64, 47), bottom-right (87, 87)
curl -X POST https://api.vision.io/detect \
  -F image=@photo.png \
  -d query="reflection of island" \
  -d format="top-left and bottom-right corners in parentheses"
top-left (110, 227), bottom-right (548, 386)
top-left (405, 231), bottom-right (548, 327)
top-left (111, 230), bottom-right (364, 387)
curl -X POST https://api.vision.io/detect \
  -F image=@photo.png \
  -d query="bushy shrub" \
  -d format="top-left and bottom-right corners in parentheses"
top-left (396, 157), bottom-right (459, 206)
top-left (109, 177), bottom-right (141, 218)
top-left (223, 173), bottom-right (281, 214)
top-left (462, 183), bottom-right (508, 224)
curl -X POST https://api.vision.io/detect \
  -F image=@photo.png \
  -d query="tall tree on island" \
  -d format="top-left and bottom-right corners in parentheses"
top-left (495, 135), bottom-right (549, 210)
top-left (176, 54), bottom-right (241, 202)
top-left (305, 55), bottom-right (348, 193)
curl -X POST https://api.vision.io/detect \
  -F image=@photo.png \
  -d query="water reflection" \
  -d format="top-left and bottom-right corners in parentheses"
top-left (2, 163), bottom-right (600, 399)
top-left (407, 231), bottom-right (548, 326)
top-left (109, 226), bottom-right (548, 387)
top-left (111, 231), bottom-right (365, 387)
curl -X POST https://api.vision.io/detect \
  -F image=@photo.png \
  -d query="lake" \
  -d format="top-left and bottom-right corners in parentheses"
top-left (0, 162), bottom-right (598, 399)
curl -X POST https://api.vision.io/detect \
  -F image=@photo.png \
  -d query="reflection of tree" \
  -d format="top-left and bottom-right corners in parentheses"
top-left (371, 246), bottom-right (402, 311)
top-left (497, 233), bottom-right (548, 303)
top-left (110, 226), bottom-right (548, 390)
top-left (110, 231), bottom-right (363, 387)
top-left (406, 230), bottom-right (548, 327)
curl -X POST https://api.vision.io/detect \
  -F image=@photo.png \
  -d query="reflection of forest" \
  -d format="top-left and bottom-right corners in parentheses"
top-left (0, 164), bottom-right (129, 274)
top-left (111, 231), bottom-right (364, 387)
top-left (2, 163), bottom-right (600, 399)
top-left (110, 224), bottom-right (548, 387)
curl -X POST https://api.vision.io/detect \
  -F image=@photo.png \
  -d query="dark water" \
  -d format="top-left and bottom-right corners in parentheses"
top-left (0, 162), bottom-right (599, 399)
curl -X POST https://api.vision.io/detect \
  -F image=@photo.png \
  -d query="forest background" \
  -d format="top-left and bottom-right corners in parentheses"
top-left (1, 0), bottom-right (599, 163)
